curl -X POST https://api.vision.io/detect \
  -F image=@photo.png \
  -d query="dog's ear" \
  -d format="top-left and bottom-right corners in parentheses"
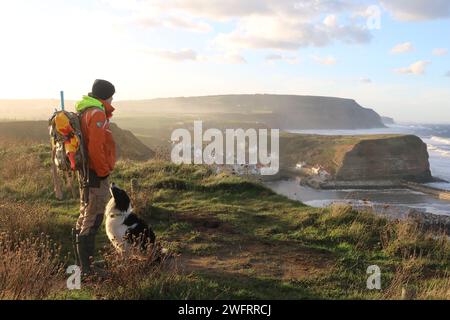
top-left (110, 184), bottom-right (130, 212)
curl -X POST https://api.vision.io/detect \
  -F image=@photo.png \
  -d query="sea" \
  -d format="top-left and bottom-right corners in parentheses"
top-left (265, 124), bottom-right (450, 217)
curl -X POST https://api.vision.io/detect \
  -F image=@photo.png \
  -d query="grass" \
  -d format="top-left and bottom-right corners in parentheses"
top-left (0, 139), bottom-right (448, 300)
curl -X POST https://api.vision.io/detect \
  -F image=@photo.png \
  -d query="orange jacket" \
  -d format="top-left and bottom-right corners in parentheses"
top-left (77, 97), bottom-right (116, 178)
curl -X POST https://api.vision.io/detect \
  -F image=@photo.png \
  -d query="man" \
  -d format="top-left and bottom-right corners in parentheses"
top-left (73, 79), bottom-right (116, 274)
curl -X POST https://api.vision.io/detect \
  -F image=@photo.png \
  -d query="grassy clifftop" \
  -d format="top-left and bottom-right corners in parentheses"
top-left (0, 140), bottom-right (448, 300)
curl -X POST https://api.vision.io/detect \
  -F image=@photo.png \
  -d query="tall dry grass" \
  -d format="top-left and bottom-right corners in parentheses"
top-left (0, 201), bottom-right (66, 300)
top-left (0, 202), bottom-right (53, 236)
top-left (381, 218), bottom-right (449, 261)
top-left (95, 244), bottom-right (181, 300)
top-left (0, 139), bottom-right (53, 199)
top-left (0, 232), bottom-right (65, 300)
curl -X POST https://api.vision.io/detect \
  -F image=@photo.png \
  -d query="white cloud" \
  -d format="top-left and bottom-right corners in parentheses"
top-left (360, 77), bottom-right (372, 84)
top-left (432, 48), bottom-right (448, 56)
top-left (390, 42), bottom-right (414, 54)
top-left (446, 71), bottom-right (450, 77)
top-left (323, 14), bottom-right (338, 28)
top-left (395, 60), bottom-right (431, 75)
top-left (146, 48), bottom-right (247, 64)
top-left (132, 15), bottom-right (212, 32)
top-left (214, 14), bottom-right (371, 51)
top-left (199, 52), bottom-right (248, 64)
top-left (265, 54), bottom-right (300, 64)
top-left (113, 1), bottom-right (370, 52)
top-left (312, 55), bottom-right (337, 65)
top-left (100, 1), bottom-right (374, 56)
top-left (147, 48), bottom-right (199, 61)
top-left (150, 0), bottom-right (360, 20)
top-left (381, 0), bottom-right (450, 21)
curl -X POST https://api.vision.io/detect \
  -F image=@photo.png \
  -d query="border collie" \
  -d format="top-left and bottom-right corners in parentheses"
top-left (105, 183), bottom-right (156, 254)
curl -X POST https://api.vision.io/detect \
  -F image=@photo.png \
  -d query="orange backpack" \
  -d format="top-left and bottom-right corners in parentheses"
top-left (49, 110), bottom-right (88, 177)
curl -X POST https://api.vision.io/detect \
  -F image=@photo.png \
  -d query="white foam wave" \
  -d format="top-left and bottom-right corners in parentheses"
top-left (427, 145), bottom-right (450, 158)
top-left (430, 136), bottom-right (450, 145)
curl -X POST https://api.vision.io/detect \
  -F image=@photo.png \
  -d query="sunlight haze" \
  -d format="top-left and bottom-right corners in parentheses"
top-left (0, 0), bottom-right (449, 123)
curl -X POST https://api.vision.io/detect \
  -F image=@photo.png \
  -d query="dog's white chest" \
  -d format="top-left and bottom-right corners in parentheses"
top-left (105, 215), bottom-right (129, 252)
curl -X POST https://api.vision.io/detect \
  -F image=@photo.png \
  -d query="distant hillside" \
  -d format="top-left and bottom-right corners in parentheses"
top-left (0, 121), bottom-right (154, 161)
top-left (381, 116), bottom-right (395, 125)
top-left (0, 94), bottom-right (385, 129)
top-left (114, 94), bottom-right (385, 129)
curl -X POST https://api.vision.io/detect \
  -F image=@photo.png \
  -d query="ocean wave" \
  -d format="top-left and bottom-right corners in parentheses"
top-left (430, 136), bottom-right (450, 145)
top-left (427, 145), bottom-right (450, 157)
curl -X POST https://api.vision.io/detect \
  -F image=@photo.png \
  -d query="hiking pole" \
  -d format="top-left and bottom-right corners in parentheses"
top-left (60, 90), bottom-right (65, 111)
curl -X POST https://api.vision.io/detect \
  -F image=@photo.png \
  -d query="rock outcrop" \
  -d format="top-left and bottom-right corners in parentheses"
top-left (335, 135), bottom-right (432, 182)
top-left (280, 133), bottom-right (433, 185)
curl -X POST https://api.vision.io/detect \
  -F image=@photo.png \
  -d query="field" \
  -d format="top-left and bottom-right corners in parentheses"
top-left (0, 138), bottom-right (448, 300)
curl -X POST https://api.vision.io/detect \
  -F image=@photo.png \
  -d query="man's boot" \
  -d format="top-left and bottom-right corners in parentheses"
top-left (76, 233), bottom-right (95, 275)
top-left (71, 228), bottom-right (81, 266)
top-left (76, 233), bottom-right (107, 277)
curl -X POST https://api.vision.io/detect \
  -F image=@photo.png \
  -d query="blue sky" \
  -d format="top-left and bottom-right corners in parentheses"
top-left (0, 0), bottom-right (449, 123)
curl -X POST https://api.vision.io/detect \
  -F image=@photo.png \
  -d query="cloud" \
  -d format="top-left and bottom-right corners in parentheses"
top-left (432, 48), bottom-right (448, 56)
top-left (265, 54), bottom-right (300, 64)
top-left (199, 52), bottom-right (248, 64)
top-left (395, 60), bottom-right (431, 75)
top-left (147, 48), bottom-right (199, 61)
top-left (102, 0), bottom-right (374, 52)
top-left (150, 0), bottom-right (360, 20)
top-left (312, 55), bottom-right (337, 65)
top-left (446, 71), bottom-right (450, 77)
top-left (390, 42), bottom-right (414, 54)
top-left (323, 14), bottom-right (338, 28)
top-left (360, 77), bottom-right (372, 84)
top-left (146, 48), bottom-right (247, 64)
top-left (214, 14), bottom-right (371, 51)
top-left (381, 0), bottom-right (450, 21)
top-left (133, 15), bottom-right (212, 32)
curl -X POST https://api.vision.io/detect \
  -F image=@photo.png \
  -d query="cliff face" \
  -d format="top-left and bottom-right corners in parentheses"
top-left (280, 133), bottom-right (433, 183)
top-left (109, 123), bottom-right (155, 160)
top-left (335, 135), bottom-right (432, 182)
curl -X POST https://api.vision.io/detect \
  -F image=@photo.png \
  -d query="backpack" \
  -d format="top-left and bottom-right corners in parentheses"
top-left (49, 110), bottom-right (88, 179)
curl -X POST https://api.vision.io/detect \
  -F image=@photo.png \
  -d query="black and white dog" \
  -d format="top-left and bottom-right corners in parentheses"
top-left (105, 183), bottom-right (156, 254)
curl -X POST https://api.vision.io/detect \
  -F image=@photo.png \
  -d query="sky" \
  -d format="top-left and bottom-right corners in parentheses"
top-left (0, 0), bottom-right (449, 123)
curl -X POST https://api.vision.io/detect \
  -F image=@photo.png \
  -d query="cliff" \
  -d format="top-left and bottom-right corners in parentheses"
top-left (280, 133), bottom-right (432, 184)
top-left (381, 116), bottom-right (395, 125)
top-left (114, 94), bottom-right (385, 130)
top-left (0, 121), bottom-right (154, 161)
top-left (335, 135), bottom-right (431, 182)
